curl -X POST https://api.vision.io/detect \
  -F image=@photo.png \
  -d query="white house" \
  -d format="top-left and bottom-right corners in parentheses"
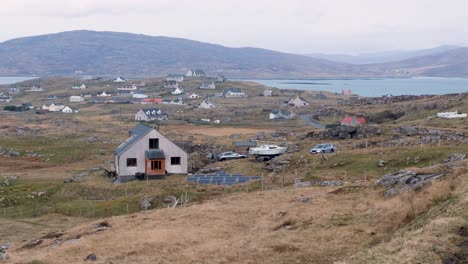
top-left (186, 69), bottom-right (205, 77)
top-left (69, 96), bottom-right (85, 103)
top-left (223, 88), bottom-right (247, 98)
top-left (72, 84), bottom-right (87, 89)
top-left (0, 96), bottom-right (13, 102)
top-left (114, 124), bottom-right (188, 182)
top-left (263, 89), bottom-right (273, 97)
top-left (171, 86), bottom-right (184, 95)
top-left (44, 103), bottom-right (65, 112)
top-left (135, 108), bottom-right (168, 122)
top-left (97, 91), bottom-right (111, 97)
top-left (132, 92), bottom-right (149, 99)
top-left (188, 93), bottom-right (202, 99)
top-left (199, 82), bottom-right (216, 90)
top-left (117, 84), bottom-right (137, 91)
top-left (166, 74), bottom-right (184, 82)
top-left (26, 85), bottom-right (44, 92)
top-left (114, 77), bottom-right (126, 83)
top-left (198, 99), bottom-right (215, 109)
top-left (288, 96), bottom-right (309, 108)
top-left (269, 109), bottom-right (295, 120)
top-left (9, 87), bottom-right (19, 95)
top-left (62, 106), bottom-right (73, 113)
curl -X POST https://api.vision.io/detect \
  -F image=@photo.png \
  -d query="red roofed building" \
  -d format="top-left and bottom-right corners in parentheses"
top-left (142, 98), bottom-right (164, 104)
top-left (341, 116), bottom-right (366, 126)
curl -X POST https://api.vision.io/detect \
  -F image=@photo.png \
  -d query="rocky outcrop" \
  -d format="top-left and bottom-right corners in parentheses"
top-left (394, 126), bottom-right (467, 143)
top-left (304, 125), bottom-right (383, 140)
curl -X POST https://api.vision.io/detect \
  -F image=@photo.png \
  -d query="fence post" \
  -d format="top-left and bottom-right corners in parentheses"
top-left (126, 203), bottom-right (129, 214)
top-left (261, 173), bottom-right (264, 191)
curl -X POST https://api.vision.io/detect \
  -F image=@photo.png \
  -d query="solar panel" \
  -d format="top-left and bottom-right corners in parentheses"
top-left (187, 173), bottom-right (261, 186)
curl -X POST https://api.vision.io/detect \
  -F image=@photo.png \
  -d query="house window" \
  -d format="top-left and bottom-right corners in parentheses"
top-left (127, 158), bottom-right (137, 167)
top-left (151, 160), bottom-right (162, 170)
top-left (149, 138), bottom-right (159, 149)
top-left (171, 157), bottom-right (181, 165)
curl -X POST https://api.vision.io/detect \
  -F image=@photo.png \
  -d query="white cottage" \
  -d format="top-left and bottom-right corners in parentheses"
top-left (114, 124), bottom-right (188, 182)
top-left (223, 88), bottom-right (247, 98)
top-left (288, 96), bottom-right (309, 108)
top-left (188, 93), bottom-right (202, 99)
top-left (198, 99), bottom-right (215, 109)
top-left (269, 109), bottom-right (295, 120)
top-left (72, 84), bottom-right (87, 89)
top-left (171, 87), bottom-right (184, 95)
top-left (135, 108), bottom-right (168, 122)
top-left (263, 89), bottom-right (273, 97)
top-left (62, 106), bottom-right (73, 113)
top-left (114, 77), bottom-right (126, 83)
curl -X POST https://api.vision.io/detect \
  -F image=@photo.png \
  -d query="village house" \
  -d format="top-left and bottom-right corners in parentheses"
top-left (171, 86), bottom-right (184, 95)
top-left (199, 82), bottom-right (216, 90)
top-left (166, 74), bottom-right (184, 82)
top-left (117, 84), bottom-right (137, 91)
top-left (216, 76), bottom-right (226, 83)
top-left (114, 76), bottom-right (126, 83)
top-left (269, 109), bottom-right (295, 120)
top-left (43, 103), bottom-right (65, 112)
top-left (27, 84), bottom-right (44, 92)
top-left (232, 141), bottom-right (257, 155)
top-left (288, 96), bottom-right (309, 108)
top-left (263, 89), bottom-right (273, 97)
top-left (9, 87), bottom-right (19, 95)
top-left (135, 108), bottom-right (168, 122)
top-left (186, 69), bottom-right (206, 77)
top-left (114, 124), bottom-right (188, 182)
top-left (97, 91), bottom-right (111, 97)
top-left (0, 95), bottom-right (13, 102)
top-left (72, 84), bottom-right (87, 89)
top-left (69, 95), bottom-right (85, 103)
top-left (132, 92), bottom-right (148, 99)
top-left (198, 99), bottom-right (215, 109)
top-left (223, 88), bottom-right (247, 98)
top-left (187, 93), bottom-right (202, 99)
top-left (61, 106), bottom-right (73, 113)
top-left (21, 103), bottom-right (34, 110)
top-left (341, 116), bottom-right (366, 126)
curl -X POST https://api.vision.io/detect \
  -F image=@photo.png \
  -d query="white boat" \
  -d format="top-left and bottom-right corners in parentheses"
top-left (437, 112), bottom-right (468, 119)
top-left (249, 144), bottom-right (287, 156)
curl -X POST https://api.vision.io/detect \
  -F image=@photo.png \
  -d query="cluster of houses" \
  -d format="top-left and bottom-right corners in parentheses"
top-left (40, 103), bottom-right (75, 114)
top-left (0, 92), bottom-right (13, 102)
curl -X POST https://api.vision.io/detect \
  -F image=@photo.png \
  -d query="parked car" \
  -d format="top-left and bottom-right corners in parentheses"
top-left (217, 151), bottom-right (246, 161)
top-left (310, 143), bottom-right (335, 154)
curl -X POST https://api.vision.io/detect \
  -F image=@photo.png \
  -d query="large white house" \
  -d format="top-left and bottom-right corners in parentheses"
top-left (72, 84), bottom-right (87, 89)
top-left (114, 124), bottom-right (188, 182)
top-left (222, 88), bottom-right (247, 98)
top-left (135, 108), bottom-right (168, 122)
top-left (62, 106), bottom-right (73, 113)
top-left (117, 84), bottom-right (137, 91)
top-left (132, 92), bottom-right (149, 99)
top-left (69, 96), bottom-right (85, 102)
top-left (187, 93), bottom-right (202, 99)
top-left (269, 109), bottom-right (295, 120)
top-left (186, 69), bottom-right (205, 77)
top-left (42, 103), bottom-right (65, 112)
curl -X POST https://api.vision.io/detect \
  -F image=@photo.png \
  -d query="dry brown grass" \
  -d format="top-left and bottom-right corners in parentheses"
top-left (6, 166), bottom-right (466, 264)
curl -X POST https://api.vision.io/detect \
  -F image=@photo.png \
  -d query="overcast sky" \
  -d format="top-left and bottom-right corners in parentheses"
top-left (1, 0), bottom-right (467, 54)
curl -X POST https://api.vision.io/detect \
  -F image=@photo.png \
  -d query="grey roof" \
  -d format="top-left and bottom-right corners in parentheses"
top-left (223, 88), bottom-right (243, 94)
top-left (233, 141), bottom-right (257, 147)
top-left (115, 124), bottom-right (153, 156)
top-left (271, 109), bottom-right (291, 115)
top-left (145, 149), bottom-right (165, 159)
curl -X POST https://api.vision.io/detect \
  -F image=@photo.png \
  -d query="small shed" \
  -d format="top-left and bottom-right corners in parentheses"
top-left (232, 141), bottom-right (257, 155)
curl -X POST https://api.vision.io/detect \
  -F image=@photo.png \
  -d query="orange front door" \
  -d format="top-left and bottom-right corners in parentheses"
top-left (145, 159), bottom-right (165, 175)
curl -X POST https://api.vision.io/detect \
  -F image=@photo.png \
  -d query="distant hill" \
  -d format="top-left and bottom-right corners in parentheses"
top-left (369, 47), bottom-right (468, 77)
top-left (0, 30), bottom-right (465, 78)
top-left (304, 45), bottom-right (462, 65)
top-left (0, 30), bottom-right (371, 78)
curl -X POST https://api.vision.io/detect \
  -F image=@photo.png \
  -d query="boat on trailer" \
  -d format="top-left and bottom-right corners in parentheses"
top-left (437, 111), bottom-right (467, 119)
top-left (249, 144), bottom-right (287, 160)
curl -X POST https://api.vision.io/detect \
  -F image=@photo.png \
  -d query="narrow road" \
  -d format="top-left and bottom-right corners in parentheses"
top-left (300, 115), bottom-right (326, 129)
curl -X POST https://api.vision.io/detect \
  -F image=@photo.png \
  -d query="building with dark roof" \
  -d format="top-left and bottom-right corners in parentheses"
top-left (114, 124), bottom-right (188, 182)
top-left (135, 108), bottom-right (168, 122)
